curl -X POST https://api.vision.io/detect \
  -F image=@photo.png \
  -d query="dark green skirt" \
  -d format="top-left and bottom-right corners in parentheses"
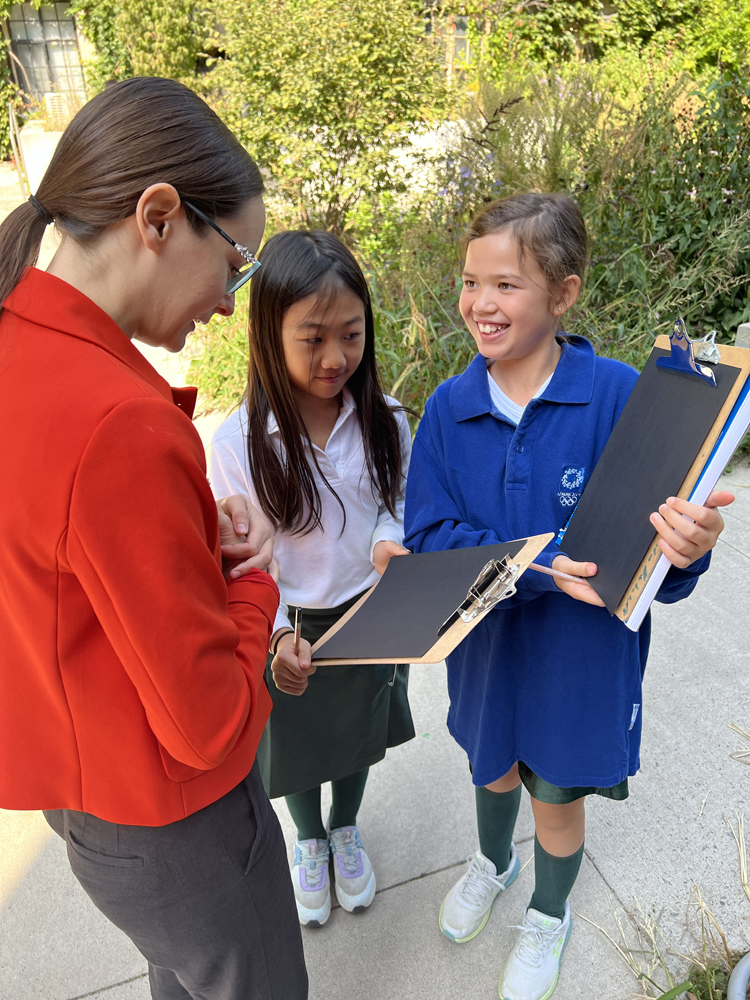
top-left (517, 761), bottom-right (629, 804)
top-left (256, 593), bottom-right (415, 799)
top-left (470, 760), bottom-right (629, 804)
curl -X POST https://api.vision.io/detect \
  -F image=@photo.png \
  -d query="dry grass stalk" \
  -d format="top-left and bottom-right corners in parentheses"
top-left (686, 886), bottom-right (735, 972)
top-left (729, 722), bottom-right (750, 766)
top-left (726, 813), bottom-right (750, 904)
top-left (578, 887), bottom-right (741, 1000)
top-left (576, 899), bottom-right (685, 998)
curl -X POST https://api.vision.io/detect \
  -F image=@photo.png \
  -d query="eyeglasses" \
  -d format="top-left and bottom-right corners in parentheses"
top-left (182, 199), bottom-right (261, 295)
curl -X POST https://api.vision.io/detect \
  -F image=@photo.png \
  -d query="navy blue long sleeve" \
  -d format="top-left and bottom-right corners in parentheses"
top-left (403, 338), bottom-right (712, 788)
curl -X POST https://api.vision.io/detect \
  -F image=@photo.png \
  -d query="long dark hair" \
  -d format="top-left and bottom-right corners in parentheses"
top-left (246, 230), bottom-right (404, 535)
top-left (0, 77), bottom-right (263, 313)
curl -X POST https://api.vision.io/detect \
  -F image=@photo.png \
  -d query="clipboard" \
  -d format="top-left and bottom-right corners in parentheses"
top-left (562, 319), bottom-right (750, 618)
top-left (622, 370), bottom-right (750, 631)
top-left (311, 533), bottom-right (553, 665)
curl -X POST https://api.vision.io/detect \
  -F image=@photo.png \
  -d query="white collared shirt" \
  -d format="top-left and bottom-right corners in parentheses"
top-left (209, 390), bottom-right (411, 634)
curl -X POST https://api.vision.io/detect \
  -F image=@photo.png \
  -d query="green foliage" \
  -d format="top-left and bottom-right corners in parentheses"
top-left (210, 0), bottom-right (446, 232)
top-left (69, 0), bottom-right (207, 93)
top-left (60, 0), bottom-right (750, 425)
top-left (68, 0), bottom-right (131, 91)
top-left (190, 65), bottom-right (750, 420)
top-left (684, 0), bottom-right (750, 74)
top-left (436, 1), bottom-right (747, 82)
top-left (582, 72), bottom-right (750, 352)
top-left (382, 66), bottom-right (750, 380)
top-left (685, 959), bottom-right (750, 998)
top-left (188, 289), bottom-right (250, 416)
top-left (115, 0), bottom-right (208, 79)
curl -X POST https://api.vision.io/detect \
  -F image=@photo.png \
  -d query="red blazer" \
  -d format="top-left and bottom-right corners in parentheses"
top-left (0, 268), bottom-right (278, 825)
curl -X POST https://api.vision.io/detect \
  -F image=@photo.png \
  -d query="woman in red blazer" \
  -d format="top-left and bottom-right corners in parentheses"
top-left (0, 78), bottom-right (307, 999)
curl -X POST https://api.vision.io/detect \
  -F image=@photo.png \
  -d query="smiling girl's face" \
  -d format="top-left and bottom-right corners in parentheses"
top-left (281, 286), bottom-right (366, 402)
top-left (459, 228), bottom-right (580, 365)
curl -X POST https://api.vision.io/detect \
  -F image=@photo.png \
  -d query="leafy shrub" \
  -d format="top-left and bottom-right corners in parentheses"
top-left (209, 0), bottom-right (446, 233)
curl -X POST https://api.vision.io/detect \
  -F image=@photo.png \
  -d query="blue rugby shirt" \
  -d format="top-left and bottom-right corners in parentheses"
top-left (403, 336), bottom-right (709, 788)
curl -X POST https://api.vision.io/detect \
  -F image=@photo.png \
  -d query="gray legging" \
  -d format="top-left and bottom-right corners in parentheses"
top-left (45, 762), bottom-right (308, 1000)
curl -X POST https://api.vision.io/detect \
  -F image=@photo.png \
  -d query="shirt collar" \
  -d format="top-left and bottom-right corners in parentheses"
top-left (4, 268), bottom-right (195, 415)
top-left (266, 386), bottom-right (357, 436)
top-left (449, 335), bottom-right (595, 422)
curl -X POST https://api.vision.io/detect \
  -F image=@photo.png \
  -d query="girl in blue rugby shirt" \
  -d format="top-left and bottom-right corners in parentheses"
top-left (403, 193), bottom-right (732, 1000)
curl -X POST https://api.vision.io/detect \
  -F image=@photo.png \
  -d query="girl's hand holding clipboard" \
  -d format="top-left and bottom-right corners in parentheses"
top-left (373, 540), bottom-right (410, 576)
top-left (649, 489), bottom-right (733, 569)
top-left (552, 488), bottom-right (734, 607)
top-left (551, 555), bottom-right (605, 607)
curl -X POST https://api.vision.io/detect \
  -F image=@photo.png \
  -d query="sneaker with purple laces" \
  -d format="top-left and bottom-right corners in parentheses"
top-left (328, 825), bottom-right (376, 913)
top-left (291, 838), bottom-right (331, 927)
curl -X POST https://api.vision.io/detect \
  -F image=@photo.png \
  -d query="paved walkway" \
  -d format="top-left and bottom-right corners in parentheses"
top-left (1, 166), bottom-right (750, 998)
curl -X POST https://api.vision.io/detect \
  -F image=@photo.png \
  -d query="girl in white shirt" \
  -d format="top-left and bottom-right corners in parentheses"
top-left (210, 230), bottom-right (414, 929)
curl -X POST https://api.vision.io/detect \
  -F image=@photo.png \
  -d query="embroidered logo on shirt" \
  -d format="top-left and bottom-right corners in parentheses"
top-left (629, 703), bottom-right (641, 731)
top-left (558, 466), bottom-right (585, 507)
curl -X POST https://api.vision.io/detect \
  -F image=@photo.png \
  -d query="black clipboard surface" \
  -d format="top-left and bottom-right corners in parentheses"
top-left (311, 536), bottom-right (557, 665)
top-left (562, 347), bottom-right (739, 613)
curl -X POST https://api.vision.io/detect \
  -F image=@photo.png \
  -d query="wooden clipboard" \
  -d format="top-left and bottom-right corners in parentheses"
top-left (311, 533), bottom-right (553, 665)
top-left (616, 336), bottom-right (750, 623)
top-left (561, 324), bottom-right (750, 617)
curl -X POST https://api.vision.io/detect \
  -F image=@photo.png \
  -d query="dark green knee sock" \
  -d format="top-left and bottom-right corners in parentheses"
top-left (285, 786), bottom-right (326, 841)
top-left (329, 767), bottom-right (369, 830)
top-left (529, 835), bottom-right (584, 921)
top-left (475, 783), bottom-right (522, 873)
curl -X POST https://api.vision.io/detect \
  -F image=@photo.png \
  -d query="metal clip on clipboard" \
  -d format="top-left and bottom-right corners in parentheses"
top-left (656, 317), bottom-right (717, 387)
top-left (437, 556), bottom-right (520, 638)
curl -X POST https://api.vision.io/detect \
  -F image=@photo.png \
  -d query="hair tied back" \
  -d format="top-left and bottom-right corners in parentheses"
top-left (28, 196), bottom-right (53, 226)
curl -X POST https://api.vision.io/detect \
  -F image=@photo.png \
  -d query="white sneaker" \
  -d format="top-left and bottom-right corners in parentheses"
top-left (291, 838), bottom-right (331, 927)
top-left (499, 901), bottom-right (572, 1000)
top-left (439, 844), bottom-right (520, 943)
top-left (329, 825), bottom-right (376, 912)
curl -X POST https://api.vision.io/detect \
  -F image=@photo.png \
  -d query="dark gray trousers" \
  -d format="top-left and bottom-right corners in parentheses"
top-left (44, 763), bottom-right (308, 1000)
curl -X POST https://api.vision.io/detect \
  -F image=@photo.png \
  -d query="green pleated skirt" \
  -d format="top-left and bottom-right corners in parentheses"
top-left (256, 592), bottom-right (415, 799)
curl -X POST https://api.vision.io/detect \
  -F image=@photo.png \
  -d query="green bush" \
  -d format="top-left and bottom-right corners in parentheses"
top-left (189, 66), bottom-right (750, 422)
top-left (65, 0), bottom-right (748, 426)
top-left (209, 0), bottom-right (446, 233)
top-left (69, 0), bottom-right (208, 92)
top-left (361, 64), bottom-right (750, 380)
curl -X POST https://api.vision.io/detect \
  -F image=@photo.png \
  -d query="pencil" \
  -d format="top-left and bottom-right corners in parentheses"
top-left (529, 562), bottom-right (585, 584)
top-left (293, 607), bottom-right (302, 656)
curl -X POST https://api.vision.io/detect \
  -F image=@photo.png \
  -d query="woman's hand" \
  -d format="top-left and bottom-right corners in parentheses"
top-left (373, 540), bottom-right (410, 576)
top-left (649, 490), bottom-right (734, 568)
top-left (271, 635), bottom-right (316, 696)
top-left (551, 555), bottom-right (605, 607)
top-left (216, 495), bottom-right (275, 580)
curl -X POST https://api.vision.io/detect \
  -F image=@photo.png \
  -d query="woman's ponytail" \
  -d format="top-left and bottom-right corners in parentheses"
top-left (0, 199), bottom-right (51, 310)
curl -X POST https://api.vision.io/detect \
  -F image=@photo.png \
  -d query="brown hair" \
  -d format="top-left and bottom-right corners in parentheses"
top-left (246, 230), bottom-right (406, 535)
top-left (463, 192), bottom-right (588, 290)
top-left (0, 77), bottom-right (263, 312)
